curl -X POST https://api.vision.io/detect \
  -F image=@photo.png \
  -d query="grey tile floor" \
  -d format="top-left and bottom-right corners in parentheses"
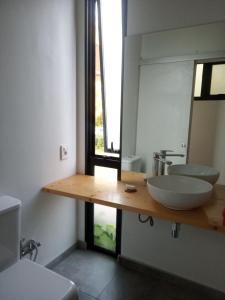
top-left (49, 250), bottom-right (225, 300)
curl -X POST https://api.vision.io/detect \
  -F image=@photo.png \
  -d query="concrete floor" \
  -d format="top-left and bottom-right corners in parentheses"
top-left (49, 250), bottom-right (225, 300)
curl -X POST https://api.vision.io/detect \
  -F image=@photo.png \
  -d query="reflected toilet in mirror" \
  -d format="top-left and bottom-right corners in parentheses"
top-left (121, 155), bottom-right (141, 172)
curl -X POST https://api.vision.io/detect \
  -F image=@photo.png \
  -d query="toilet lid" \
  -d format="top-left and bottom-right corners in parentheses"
top-left (0, 195), bottom-right (21, 215)
top-left (0, 259), bottom-right (78, 300)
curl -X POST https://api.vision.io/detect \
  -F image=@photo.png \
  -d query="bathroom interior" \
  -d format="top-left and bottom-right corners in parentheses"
top-left (1, 0), bottom-right (225, 299)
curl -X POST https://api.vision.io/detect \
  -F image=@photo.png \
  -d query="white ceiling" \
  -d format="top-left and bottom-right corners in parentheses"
top-left (127, 0), bottom-right (225, 36)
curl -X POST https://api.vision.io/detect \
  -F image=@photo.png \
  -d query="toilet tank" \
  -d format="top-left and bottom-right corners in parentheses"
top-left (0, 195), bottom-right (21, 272)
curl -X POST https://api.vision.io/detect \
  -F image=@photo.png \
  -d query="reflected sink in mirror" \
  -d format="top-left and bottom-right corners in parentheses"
top-left (168, 164), bottom-right (219, 185)
top-left (147, 175), bottom-right (213, 210)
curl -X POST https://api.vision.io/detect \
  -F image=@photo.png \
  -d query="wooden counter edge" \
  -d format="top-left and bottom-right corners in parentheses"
top-left (42, 176), bottom-right (225, 234)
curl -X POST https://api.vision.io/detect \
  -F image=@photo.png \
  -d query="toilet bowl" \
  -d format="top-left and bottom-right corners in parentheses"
top-left (0, 195), bottom-right (79, 300)
top-left (0, 259), bottom-right (78, 300)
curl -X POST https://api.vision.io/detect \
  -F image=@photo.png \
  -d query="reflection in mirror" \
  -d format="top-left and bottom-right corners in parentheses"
top-left (211, 64), bottom-right (225, 95)
top-left (189, 62), bottom-right (225, 184)
top-left (121, 21), bottom-right (225, 184)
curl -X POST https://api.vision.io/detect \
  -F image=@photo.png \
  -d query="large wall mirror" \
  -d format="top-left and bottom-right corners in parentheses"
top-left (121, 21), bottom-right (225, 184)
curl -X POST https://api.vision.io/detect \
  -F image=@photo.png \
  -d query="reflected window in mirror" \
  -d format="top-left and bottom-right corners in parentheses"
top-left (194, 61), bottom-right (225, 100)
top-left (85, 0), bottom-right (126, 258)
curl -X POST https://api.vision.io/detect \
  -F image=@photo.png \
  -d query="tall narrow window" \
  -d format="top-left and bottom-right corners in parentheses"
top-left (95, 0), bottom-right (123, 157)
top-left (95, 6), bottom-right (104, 155)
top-left (86, 0), bottom-right (125, 175)
top-left (85, 0), bottom-right (126, 256)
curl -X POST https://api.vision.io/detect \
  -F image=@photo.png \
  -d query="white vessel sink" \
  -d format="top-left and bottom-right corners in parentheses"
top-left (147, 175), bottom-right (213, 210)
top-left (167, 164), bottom-right (219, 185)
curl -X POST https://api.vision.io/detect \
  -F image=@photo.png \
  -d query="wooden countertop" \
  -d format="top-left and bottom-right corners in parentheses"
top-left (43, 171), bottom-right (225, 233)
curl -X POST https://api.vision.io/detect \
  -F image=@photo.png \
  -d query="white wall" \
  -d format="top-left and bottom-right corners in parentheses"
top-left (187, 100), bottom-right (225, 185)
top-left (122, 36), bottom-right (141, 157)
top-left (127, 0), bottom-right (225, 36)
top-left (213, 102), bottom-right (225, 184)
top-left (0, 0), bottom-right (77, 265)
top-left (136, 61), bottom-right (192, 174)
top-left (122, 212), bottom-right (225, 292)
top-left (141, 22), bottom-right (225, 60)
top-left (189, 101), bottom-right (219, 166)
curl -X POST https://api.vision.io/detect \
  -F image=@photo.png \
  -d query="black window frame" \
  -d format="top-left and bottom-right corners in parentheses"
top-left (84, 0), bottom-right (127, 257)
top-left (194, 61), bottom-right (225, 101)
top-left (85, 0), bottom-right (127, 177)
top-left (96, 0), bottom-right (121, 155)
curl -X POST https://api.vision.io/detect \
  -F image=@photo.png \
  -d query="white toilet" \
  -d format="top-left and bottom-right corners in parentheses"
top-left (0, 195), bottom-right (79, 300)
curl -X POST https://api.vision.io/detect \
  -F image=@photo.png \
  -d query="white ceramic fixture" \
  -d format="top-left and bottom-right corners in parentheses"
top-left (0, 194), bottom-right (78, 300)
top-left (122, 155), bottom-right (141, 172)
top-left (147, 175), bottom-right (213, 210)
top-left (0, 259), bottom-right (77, 300)
top-left (167, 164), bottom-right (219, 185)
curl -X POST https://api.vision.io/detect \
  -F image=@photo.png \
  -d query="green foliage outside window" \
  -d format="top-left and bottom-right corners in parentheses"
top-left (94, 224), bottom-right (116, 251)
top-left (95, 134), bottom-right (104, 153)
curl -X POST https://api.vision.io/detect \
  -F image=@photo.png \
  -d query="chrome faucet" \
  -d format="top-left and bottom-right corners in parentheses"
top-left (153, 150), bottom-right (185, 176)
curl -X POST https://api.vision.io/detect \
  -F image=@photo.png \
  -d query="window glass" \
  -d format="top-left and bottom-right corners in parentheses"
top-left (94, 204), bottom-right (117, 252)
top-left (95, 8), bottom-right (105, 155)
top-left (94, 165), bottom-right (118, 180)
top-left (210, 64), bottom-right (225, 95)
top-left (194, 64), bottom-right (203, 97)
top-left (93, 166), bottom-right (117, 252)
top-left (95, 0), bottom-right (122, 156)
top-left (99, 0), bottom-right (122, 153)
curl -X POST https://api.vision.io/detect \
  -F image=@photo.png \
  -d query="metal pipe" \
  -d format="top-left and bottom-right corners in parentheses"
top-left (171, 223), bottom-right (180, 238)
top-left (138, 214), bottom-right (154, 226)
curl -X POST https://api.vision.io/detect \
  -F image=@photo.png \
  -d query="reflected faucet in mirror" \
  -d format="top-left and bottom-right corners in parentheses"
top-left (153, 150), bottom-right (185, 176)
